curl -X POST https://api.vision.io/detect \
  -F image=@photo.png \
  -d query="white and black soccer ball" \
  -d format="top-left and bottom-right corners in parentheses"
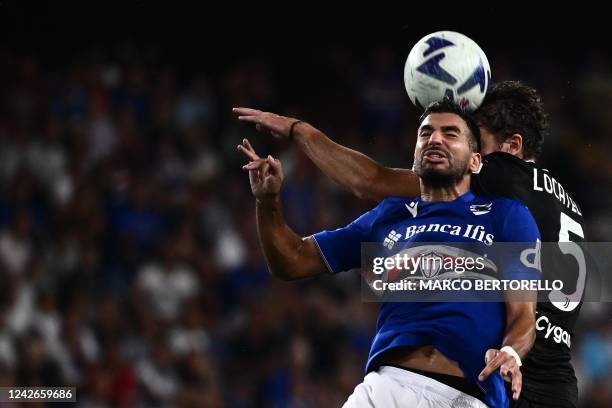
top-left (404, 31), bottom-right (491, 112)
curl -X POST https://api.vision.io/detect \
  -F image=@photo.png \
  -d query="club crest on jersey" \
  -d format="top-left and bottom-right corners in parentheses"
top-left (420, 251), bottom-right (443, 278)
top-left (470, 203), bottom-right (492, 215)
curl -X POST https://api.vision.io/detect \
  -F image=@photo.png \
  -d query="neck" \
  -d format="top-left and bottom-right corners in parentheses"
top-left (419, 176), bottom-right (471, 202)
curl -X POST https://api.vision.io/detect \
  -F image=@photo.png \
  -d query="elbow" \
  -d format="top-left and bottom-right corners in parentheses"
top-left (266, 261), bottom-right (309, 281)
top-left (269, 268), bottom-right (296, 281)
top-left (266, 263), bottom-right (292, 281)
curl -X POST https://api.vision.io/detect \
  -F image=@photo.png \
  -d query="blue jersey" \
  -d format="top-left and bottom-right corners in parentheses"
top-left (312, 191), bottom-right (541, 408)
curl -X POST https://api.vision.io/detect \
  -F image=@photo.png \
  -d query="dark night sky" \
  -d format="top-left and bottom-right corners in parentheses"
top-left (1, 1), bottom-right (610, 66)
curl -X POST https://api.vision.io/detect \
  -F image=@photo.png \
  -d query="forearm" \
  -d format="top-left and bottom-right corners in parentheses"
top-left (502, 298), bottom-right (537, 358)
top-left (294, 123), bottom-right (420, 201)
top-left (256, 197), bottom-right (323, 280)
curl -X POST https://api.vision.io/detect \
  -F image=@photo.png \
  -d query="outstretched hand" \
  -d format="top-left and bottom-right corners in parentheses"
top-left (233, 107), bottom-right (302, 140)
top-left (478, 348), bottom-right (522, 400)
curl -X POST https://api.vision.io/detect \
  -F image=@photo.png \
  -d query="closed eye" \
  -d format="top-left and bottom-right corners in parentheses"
top-left (441, 126), bottom-right (461, 137)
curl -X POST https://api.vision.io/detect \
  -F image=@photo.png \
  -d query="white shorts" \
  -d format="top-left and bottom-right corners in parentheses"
top-left (342, 366), bottom-right (488, 408)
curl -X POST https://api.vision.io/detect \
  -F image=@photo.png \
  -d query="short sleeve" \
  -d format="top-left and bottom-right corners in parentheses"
top-left (311, 202), bottom-right (384, 274)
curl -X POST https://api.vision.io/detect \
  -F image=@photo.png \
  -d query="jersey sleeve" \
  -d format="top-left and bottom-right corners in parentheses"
top-left (496, 200), bottom-right (542, 281)
top-left (311, 201), bottom-right (384, 274)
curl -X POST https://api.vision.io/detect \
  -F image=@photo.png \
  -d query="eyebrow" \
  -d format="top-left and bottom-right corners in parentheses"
top-left (418, 124), bottom-right (462, 133)
top-left (440, 125), bottom-right (461, 133)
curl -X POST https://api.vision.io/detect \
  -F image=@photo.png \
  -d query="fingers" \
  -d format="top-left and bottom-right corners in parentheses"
top-left (232, 107), bottom-right (263, 116)
top-left (233, 107), bottom-right (294, 141)
top-left (236, 115), bottom-right (264, 125)
top-left (242, 158), bottom-right (267, 171)
top-left (266, 154), bottom-right (282, 175)
top-left (479, 349), bottom-right (522, 400)
top-left (501, 360), bottom-right (522, 400)
top-left (243, 156), bottom-right (279, 175)
top-left (237, 114), bottom-right (280, 137)
top-left (499, 358), bottom-right (516, 378)
top-left (237, 139), bottom-right (260, 161)
top-left (484, 349), bottom-right (499, 364)
top-left (512, 370), bottom-right (522, 400)
top-left (248, 164), bottom-right (260, 185)
top-left (242, 139), bottom-right (259, 158)
top-left (478, 349), bottom-right (509, 380)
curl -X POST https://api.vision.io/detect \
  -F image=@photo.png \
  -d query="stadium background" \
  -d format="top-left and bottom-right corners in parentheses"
top-left (0, 1), bottom-right (610, 407)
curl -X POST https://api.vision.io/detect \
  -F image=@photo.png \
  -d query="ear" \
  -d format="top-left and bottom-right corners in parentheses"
top-left (469, 152), bottom-right (482, 173)
top-left (502, 134), bottom-right (523, 158)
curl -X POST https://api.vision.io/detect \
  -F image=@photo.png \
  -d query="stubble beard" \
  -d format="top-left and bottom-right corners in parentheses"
top-left (413, 156), bottom-right (469, 188)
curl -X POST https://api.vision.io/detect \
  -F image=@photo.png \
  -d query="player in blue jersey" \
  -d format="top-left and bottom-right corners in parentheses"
top-left (241, 100), bottom-right (540, 407)
top-left (235, 81), bottom-right (585, 407)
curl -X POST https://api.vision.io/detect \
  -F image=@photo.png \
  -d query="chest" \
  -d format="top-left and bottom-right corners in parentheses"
top-left (371, 202), bottom-right (499, 247)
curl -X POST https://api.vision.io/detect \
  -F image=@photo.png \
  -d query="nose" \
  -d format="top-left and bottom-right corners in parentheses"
top-left (426, 130), bottom-right (444, 146)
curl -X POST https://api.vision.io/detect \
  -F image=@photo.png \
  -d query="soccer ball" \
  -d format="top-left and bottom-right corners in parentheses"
top-left (404, 31), bottom-right (491, 112)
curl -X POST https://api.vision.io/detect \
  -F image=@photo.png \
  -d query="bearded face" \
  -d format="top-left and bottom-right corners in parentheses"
top-left (413, 112), bottom-right (478, 188)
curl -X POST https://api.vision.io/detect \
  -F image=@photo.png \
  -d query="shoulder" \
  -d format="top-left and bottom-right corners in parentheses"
top-left (490, 195), bottom-right (526, 210)
top-left (471, 194), bottom-right (531, 218)
top-left (361, 196), bottom-right (418, 225)
top-left (482, 152), bottom-right (527, 167)
top-left (473, 153), bottom-right (533, 198)
top-left (379, 195), bottom-right (418, 206)
top-left (475, 195), bottom-right (540, 240)
top-left (469, 193), bottom-right (520, 206)
top-left (371, 196), bottom-right (419, 213)
top-left (345, 196), bottom-right (412, 230)
top-left (479, 152), bottom-right (531, 177)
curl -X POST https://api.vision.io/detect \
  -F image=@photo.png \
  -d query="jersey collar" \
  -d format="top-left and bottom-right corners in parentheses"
top-left (457, 191), bottom-right (475, 202)
top-left (419, 191), bottom-right (475, 203)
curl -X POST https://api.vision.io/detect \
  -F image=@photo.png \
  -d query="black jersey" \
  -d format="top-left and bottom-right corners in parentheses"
top-left (471, 152), bottom-right (585, 407)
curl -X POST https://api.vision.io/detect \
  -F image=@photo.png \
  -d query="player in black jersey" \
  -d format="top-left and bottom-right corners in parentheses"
top-left (233, 80), bottom-right (586, 407)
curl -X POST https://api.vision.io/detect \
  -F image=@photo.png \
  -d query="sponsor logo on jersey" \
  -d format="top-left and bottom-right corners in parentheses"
top-left (536, 312), bottom-right (572, 348)
top-left (383, 230), bottom-right (402, 249)
top-left (402, 223), bottom-right (495, 246)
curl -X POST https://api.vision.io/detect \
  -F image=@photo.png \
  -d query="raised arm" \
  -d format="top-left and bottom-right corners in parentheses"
top-left (245, 155), bottom-right (327, 280)
top-left (234, 108), bottom-right (420, 202)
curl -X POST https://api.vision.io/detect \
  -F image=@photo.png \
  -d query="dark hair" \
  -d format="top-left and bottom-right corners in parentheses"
top-left (418, 98), bottom-right (481, 152)
top-left (474, 80), bottom-right (548, 160)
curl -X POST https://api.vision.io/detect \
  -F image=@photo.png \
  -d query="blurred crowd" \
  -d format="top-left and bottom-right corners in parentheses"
top-left (0, 42), bottom-right (610, 407)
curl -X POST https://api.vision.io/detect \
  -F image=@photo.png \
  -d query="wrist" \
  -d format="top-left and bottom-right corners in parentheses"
top-left (500, 345), bottom-right (522, 367)
top-left (256, 195), bottom-right (281, 206)
top-left (288, 120), bottom-right (304, 141)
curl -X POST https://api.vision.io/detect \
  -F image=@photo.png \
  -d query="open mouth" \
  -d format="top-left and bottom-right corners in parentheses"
top-left (423, 149), bottom-right (448, 163)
